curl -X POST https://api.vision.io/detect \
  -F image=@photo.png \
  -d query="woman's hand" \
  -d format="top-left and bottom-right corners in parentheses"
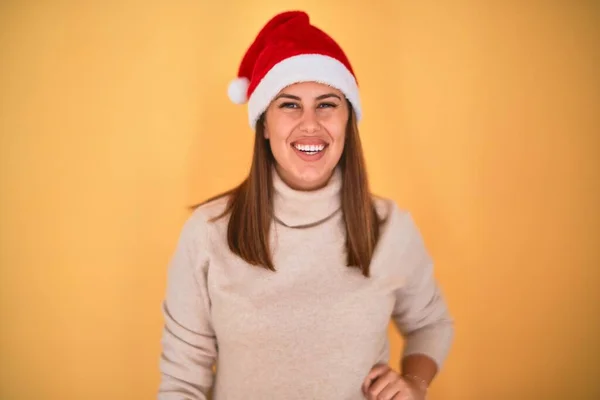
top-left (362, 363), bottom-right (427, 400)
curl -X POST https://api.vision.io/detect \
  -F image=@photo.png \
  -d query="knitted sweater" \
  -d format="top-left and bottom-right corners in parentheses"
top-left (157, 168), bottom-right (454, 399)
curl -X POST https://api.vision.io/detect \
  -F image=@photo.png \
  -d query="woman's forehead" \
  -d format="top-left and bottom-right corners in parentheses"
top-left (277, 81), bottom-right (343, 97)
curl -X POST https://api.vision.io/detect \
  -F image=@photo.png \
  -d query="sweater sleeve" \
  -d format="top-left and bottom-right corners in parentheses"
top-left (158, 214), bottom-right (217, 399)
top-left (390, 211), bottom-right (454, 371)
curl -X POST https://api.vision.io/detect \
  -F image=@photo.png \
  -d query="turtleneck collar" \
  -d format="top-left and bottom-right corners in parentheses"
top-left (272, 167), bottom-right (342, 228)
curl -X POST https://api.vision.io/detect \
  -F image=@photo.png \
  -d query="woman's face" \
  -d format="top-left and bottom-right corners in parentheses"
top-left (264, 81), bottom-right (349, 191)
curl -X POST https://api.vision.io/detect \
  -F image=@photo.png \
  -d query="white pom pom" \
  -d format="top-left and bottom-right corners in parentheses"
top-left (228, 77), bottom-right (250, 104)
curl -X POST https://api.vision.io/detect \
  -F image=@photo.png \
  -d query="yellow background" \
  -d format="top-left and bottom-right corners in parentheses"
top-left (1, 1), bottom-right (598, 399)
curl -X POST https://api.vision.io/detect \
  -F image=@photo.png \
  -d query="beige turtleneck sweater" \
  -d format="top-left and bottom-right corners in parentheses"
top-left (158, 168), bottom-right (454, 399)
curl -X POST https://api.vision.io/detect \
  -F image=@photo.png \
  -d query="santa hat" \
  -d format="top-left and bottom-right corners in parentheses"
top-left (227, 10), bottom-right (362, 129)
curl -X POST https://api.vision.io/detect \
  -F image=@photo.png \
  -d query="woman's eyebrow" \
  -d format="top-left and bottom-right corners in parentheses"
top-left (274, 93), bottom-right (301, 101)
top-left (274, 93), bottom-right (342, 101)
top-left (315, 93), bottom-right (341, 100)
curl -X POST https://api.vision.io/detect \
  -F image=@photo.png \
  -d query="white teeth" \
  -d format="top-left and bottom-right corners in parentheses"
top-left (294, 143), bottom-right (325, 153)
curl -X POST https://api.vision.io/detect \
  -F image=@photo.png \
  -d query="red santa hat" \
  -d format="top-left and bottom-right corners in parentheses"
top-left (227, 10), bottom-right (362, 129)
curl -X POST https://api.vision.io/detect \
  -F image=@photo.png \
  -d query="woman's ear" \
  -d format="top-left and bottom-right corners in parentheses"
top-left (263, 121), bottom-right (269, 139)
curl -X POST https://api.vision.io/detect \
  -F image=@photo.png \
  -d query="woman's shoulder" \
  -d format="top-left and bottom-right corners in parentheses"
top-left (372, 194), bottom-right (408, 222)
top-left (189, 193), bottom-right (232, 224)
top-left (175, 194), bottom-right (232, 246)
top-left (371, 194), bottom-right (424, 239)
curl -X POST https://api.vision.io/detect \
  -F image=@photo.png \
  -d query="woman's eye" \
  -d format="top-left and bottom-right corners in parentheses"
top-left (318, 102), bottom-right (337, 108)
top-left (278, 102), bottom-right (337, 109)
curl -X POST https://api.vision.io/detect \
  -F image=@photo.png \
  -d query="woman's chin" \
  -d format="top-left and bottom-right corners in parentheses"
top-left (290, 166), bottom-right (334, 190)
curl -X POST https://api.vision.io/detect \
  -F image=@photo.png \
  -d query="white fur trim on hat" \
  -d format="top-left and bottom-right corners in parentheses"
top-left (247, 54), bottom-right (361, 128)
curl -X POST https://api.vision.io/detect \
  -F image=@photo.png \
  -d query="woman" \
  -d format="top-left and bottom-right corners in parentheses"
top-left (158, 10), bottom-right (454, 400)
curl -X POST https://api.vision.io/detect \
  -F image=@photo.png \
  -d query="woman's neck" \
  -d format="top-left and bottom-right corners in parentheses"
top-left (273, 165), bottom-right (333, 191)
top-left (272, 166), bottom-right (342, 228)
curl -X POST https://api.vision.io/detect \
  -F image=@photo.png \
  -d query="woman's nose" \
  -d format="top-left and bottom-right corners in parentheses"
top-left (299, 108), bottom-right (321, 133)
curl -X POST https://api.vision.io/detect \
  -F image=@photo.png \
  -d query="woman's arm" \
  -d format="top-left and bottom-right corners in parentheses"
top-left (391, 211), bottom-right (455, 387)
top-left (401, 353), bottom-right (438, 390)
top-left (158, 214), bottom-right (217, 399)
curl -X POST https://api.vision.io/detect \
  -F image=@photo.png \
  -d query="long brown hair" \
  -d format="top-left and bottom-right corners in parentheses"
top-left (192, 105), bottom-right (381, 277)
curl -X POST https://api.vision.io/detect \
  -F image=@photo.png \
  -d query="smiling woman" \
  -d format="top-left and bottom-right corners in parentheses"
top-left (265, 83), bottom-right (349, 190)
top-left (157, 10), bottom-right (454, 400)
